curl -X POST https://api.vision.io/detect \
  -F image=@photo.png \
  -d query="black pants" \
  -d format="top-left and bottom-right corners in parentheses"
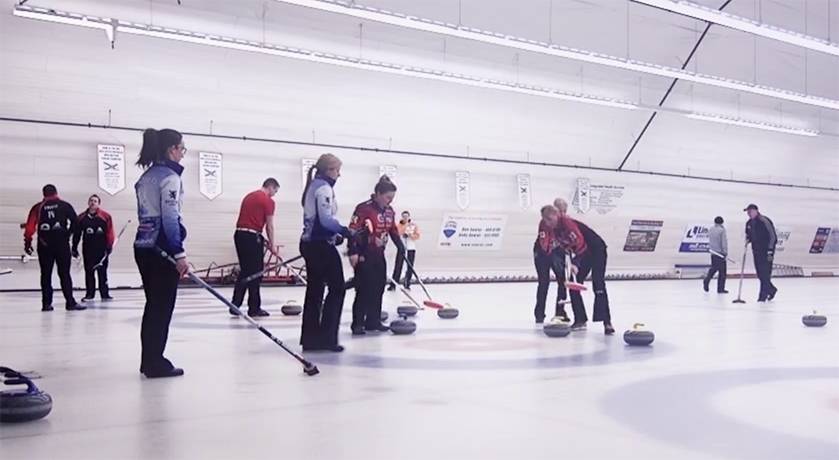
top-left (569, 246), bottom-right (610, 324)
top-left (391, 249), bottom-right (417, 287)
top-left (753, 251), bottom-right (776, 300)
top-left (232, 231), bottom-right (265, 312)
top-left (704, 254), bottom-right (727, 292)
top-left (37, 240), bottom-right (75, 308)
top-left (534, 250), bottom-right (567, 321)
top-left (353, 251), bottom-right (387, 329)
top-left (300, 241), bottom-right (345, 348)
top-left (135, 248), bottom-right (179, 373)
top-left (83, 247), bottom-right (109, 298)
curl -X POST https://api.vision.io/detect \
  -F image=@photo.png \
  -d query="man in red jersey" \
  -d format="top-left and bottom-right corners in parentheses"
top-left (230, 178), bottom-right (279, 317)
top-left (72, 194), bottom-right (116, 301)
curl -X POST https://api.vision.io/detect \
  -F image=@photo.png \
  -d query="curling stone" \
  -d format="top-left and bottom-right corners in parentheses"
top-left (437, 304), bottom-right (459, 319)
top-left (543, 318), bottom-right (571, 337)
top-left (396, 304), bottom-right (418, 317)
top-left (281, 301), bottom-right (303, 316)
top-left (802, 311), bottom-right (827, 327)
top-left (380, 310), bottom-right (389, 322)
top-left (390, 317), bottom-right (417, 335)
top-left (623, 323), bottom-right (654, 346)
top-left (0, 368), bottom-right (52, 423)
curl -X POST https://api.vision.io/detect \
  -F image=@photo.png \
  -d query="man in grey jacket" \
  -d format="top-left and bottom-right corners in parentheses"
top-left (703, 216), bottom-right (729, 293)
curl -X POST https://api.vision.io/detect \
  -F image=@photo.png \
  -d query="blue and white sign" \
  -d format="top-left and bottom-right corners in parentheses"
top-left (679, 223), bottom-right (711, 253)
top-left (437, 213), bottom-right (507, 250)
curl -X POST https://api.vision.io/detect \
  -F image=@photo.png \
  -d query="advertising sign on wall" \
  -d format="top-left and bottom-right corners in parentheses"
top-left (623, 220), bottom-right (664, 252)
top-left (679, 223), bottom-right (711, 253)
top-left (437, 213), bottom-right (507, 250)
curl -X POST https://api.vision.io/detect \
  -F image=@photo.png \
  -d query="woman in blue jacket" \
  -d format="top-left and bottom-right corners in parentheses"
top-left (134, 128), bottom-right (189, 378)
top-left (299, 153), bottom-right (353, 352)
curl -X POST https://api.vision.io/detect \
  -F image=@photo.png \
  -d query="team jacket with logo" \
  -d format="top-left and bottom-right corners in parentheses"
top-left (347, 199), bottom-right (405, 257)
top-left (72, 210), bottom-right (115, 253)
top-left (23, 196), bottom-right (78, 246)
top-left (534, 220), bottom-right (559, 256)
top-left (554, 216), bottom-right (606, 264)
top-left (134, 160), bottom-right (187, 259)
top-left (301, 175), bottom-right (346, 244)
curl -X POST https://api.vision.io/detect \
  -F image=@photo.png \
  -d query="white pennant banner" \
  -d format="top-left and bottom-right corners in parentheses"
top-left (455, 171), bottom-right (471, 210)
top-left (575, 177), bottom-right (591, 213)
top-left (198, 152), bottom-right (223, 200)
top-left (97, 144), bottom-right (125, 196)
top-left (516, 173), bottom-right (532, 210)
top-left (379, 164), bottom-right (398, 181)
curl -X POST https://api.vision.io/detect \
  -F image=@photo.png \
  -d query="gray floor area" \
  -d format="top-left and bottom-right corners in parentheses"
top-left (1, 278), bottom-right (837, 460)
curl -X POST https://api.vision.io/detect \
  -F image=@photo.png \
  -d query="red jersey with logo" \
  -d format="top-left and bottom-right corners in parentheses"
top-left (235, 190), bottom-right (275, 232)
top-left (73, 210), bottom-right (115, 251)
top-left (535, 220), bottom-right (558, 254)
top-left (23, 195), bottom-right (78, 245)
top-left (554, 215), bottom-right (588, 256)
top-left (348, 199), bottom-right (403, 256)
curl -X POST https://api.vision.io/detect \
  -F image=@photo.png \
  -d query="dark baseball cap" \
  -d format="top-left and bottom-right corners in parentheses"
top-left (743, 204), bottom-right (759, 211)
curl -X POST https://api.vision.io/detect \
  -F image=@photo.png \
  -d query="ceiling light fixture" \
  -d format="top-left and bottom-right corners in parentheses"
top-left (13, 5), bottom-right (114, 46)
top-left (686, 112), bottom-right (819, 137)
top-left (12, 5), bottom-right (820, 137)
top-left (633, 0), bottom-right (839, 57)
top-left (272, 0), bottom-right (839, 111)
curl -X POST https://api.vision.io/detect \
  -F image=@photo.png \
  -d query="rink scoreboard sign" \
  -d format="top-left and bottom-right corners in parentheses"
top-left (438, 214), bottom-right (507, 250)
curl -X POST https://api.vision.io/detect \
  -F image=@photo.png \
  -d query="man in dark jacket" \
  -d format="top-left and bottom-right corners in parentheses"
top-left (744, 204), bottom-right (778, 302)
top-left (23, 184), bottom-right (84, 311)
top-left (73, 194), bottom-right (116, 302)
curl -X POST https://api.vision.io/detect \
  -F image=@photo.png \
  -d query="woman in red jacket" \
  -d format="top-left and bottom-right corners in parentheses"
top-left (347, 176), bottom-right (406, 335)
top-left (533, 205), bottom-right (568, 323)
top-left (554, 213), bottom-right (614, 335)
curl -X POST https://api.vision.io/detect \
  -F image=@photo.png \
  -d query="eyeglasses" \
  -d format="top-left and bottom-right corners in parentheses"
top-left (180, 145), bottom-right (188, 155)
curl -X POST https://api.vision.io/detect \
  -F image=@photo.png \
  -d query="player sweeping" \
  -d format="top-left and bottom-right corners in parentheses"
top-left (553, 198), bottom-right (614, 335)
top-left (533, 205), bottom-right (568, 324)
top-left (348, 175), bottom-right (406, 335)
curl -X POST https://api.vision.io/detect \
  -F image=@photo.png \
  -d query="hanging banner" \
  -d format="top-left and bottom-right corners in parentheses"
top-left (379, 164), bottom-right (398, 181)
top-left (198, 152), bottom-right (223, 200)
top-left (455, 171), bottom-right (470, 210)
top-left (516, 174), bottom-right (532, 210)
top-left (575, 177), bottom-right (591, 213)
top-left (678, 223), bottom-right (711, 253)
top-left (97, 144), bottom-right (125, 196)
top-left (572, 177), bottom-right (624, 214)
top-left (774, 227), bottom-right (791, 252)
top-left (623, 219), bottom-right (664, 252)
top-left (438, 213), bottom-right (507, 250)
top-left (809, 227), bottom-right (831, 254)
top-left (301, 158), bottom-right (317, 186)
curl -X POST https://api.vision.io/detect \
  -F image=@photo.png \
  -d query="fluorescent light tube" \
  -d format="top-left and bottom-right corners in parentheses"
top-left (687, 112), bottom-right (819, 137)
top-left (634, 0), bottom-right (839, 57)
top-left (272, 0), bottom-right (839, 111)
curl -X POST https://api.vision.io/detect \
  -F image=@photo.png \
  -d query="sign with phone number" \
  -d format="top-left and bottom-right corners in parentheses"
top-left (438, 214), bottom-right (507, 250)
